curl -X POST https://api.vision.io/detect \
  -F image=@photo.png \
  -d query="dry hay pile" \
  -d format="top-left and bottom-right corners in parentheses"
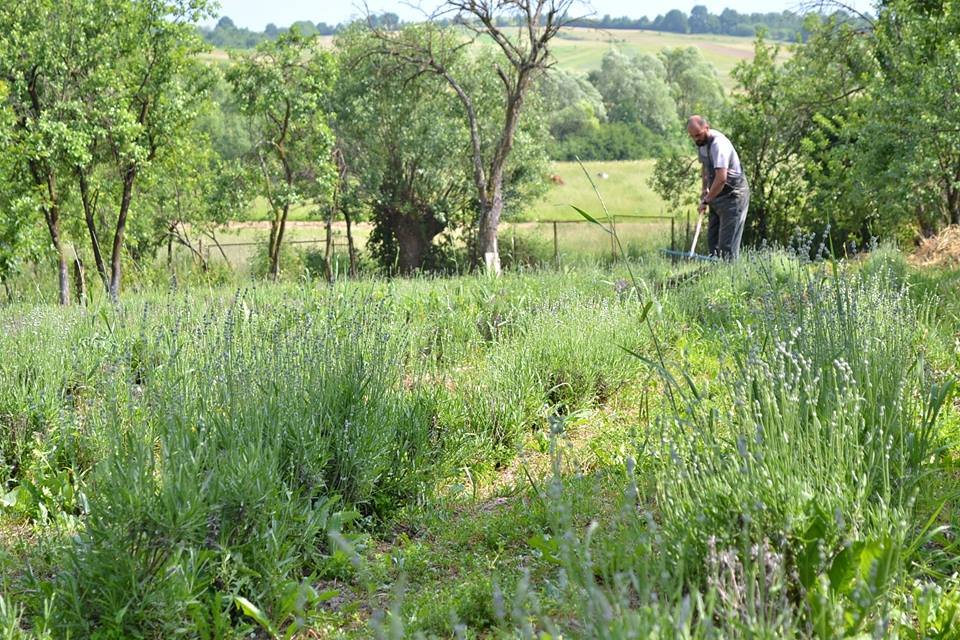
top-left (910, 225), bottom-right (960, 267)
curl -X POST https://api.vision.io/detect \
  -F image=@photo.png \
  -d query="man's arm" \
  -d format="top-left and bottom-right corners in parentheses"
top-left (703, 168), bottom-right (727, 204)
top-left (698, 167), bottom-right (726, 213)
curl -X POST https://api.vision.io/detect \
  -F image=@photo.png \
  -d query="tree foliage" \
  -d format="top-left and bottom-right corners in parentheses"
top-left (335, 25), bottom-right (547, 274)
top-left (0, 0), bottom-right (216, 302)
top-left (227, 30), bottom-right (337, 279)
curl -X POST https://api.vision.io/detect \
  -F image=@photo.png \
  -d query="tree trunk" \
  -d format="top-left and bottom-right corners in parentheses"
top-left (54, 231), bottom-right (69, 306)
top-left (268, 203), bottom-right (290, 280)
top-left (109, 169), bottom-right (137, 302)
top-left (79, 172), bottom-right (109, 292)
top-left (479, 185), bottom-right (503, 275)
top-left (477, 85), bottom-right (528, 275)
top-left (28, 162), bottom-right (69, 305)
top-left (393, 209), bottom-right (445, 274)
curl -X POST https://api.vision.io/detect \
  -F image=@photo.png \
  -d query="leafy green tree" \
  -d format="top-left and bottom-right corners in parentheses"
top-left (334, 27), bottom-right (475, 273)
top-left (0, 0), bottom-right (216, 301)
top-left (537, 67), bottom-right (606, 142)
top-left (371, 0), bottom-right (570, 274)
top-left (135, 135), bottom-right (248, 271)
top-left (659, 47), bottom-right (726, 120)
top-left (335, 26), bottom-right (547, 273)
top-left (93, 0), bottom-right (215, 299)
top-left (660, 9), bottom-right (690, 34)
top-left (0, 82), bottom-right (43, 298)
top-left (588, 51), bottom-right (679, 136)
top-left (0, 0), bottom-right (86, 304)
top-left (227, 30), bottom-right (337, 279)
top-left (860, 0), bottom-right (960, 233)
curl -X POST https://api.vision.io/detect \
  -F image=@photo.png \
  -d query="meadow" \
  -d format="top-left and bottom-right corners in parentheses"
top-left (549, 27), bottom-right (766, 89)
top-left (1, 236), bottom-right (958, 637)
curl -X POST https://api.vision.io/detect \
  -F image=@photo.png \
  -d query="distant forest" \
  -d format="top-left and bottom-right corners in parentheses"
top-left (201, 6), bottom-right (817, 49)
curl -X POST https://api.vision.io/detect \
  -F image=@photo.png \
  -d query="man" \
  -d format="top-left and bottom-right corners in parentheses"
top-left (687, 115), bottom-right (749, 260)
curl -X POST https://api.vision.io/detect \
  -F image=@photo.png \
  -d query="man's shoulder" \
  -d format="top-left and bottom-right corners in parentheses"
top-left (711, 130), bottom-right (734, 147)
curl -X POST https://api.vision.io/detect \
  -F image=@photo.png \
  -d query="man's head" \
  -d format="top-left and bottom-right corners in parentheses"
top-left (687, 115), bottom-right (711, 147)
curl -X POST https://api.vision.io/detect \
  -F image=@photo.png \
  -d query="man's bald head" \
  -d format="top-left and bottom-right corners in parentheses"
top-left (687, 115), bottom-right (711, 146)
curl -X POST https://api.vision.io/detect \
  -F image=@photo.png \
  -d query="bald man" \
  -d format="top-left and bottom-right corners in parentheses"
top-left (687, 115), bottom-right (750, 260)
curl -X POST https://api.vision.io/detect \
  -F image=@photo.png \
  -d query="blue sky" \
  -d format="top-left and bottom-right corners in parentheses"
top-left (208, 1), bottom-right (876, 30)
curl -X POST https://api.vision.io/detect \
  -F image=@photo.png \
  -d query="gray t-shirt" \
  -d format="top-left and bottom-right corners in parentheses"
top-left (697, 130), bottom-right (743, 178)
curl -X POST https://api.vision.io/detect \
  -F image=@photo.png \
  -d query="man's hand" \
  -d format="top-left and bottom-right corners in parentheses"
top-left (698, 201), bottom-right (707, 215)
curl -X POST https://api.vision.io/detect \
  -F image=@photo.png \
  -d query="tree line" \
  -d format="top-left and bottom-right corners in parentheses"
top-left (569, 6), bottom-right (814, 40)
top-left (0, 1), bottom-right (587, 302)
top-left (200, 5), bottom-right (835, 50)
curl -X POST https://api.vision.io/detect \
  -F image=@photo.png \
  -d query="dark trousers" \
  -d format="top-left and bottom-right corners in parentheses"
top-left (707, 185), bottom-right (750, 260)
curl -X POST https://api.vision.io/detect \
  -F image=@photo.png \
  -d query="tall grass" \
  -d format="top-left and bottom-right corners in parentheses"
top-left (515, 251), bottom-right (957, 637)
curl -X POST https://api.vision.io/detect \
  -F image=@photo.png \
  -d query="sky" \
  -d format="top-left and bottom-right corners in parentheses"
top-left (207, 0), bottom-right (875, 30)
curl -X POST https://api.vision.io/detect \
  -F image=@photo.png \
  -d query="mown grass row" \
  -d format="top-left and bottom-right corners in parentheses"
top-left (0, 248), bottom-right (958, 637)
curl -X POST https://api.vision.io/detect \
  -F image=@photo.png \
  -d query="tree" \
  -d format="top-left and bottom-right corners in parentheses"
top-left (227, 30), bottom-right (337, 279)
top-left (860, 0), bottom-right (960, 232)
top-left (335, 26), bottom-right (547, 273)
top-left (371, 0), bottom-right (581, 275)
top-left (536, 67), bottom-right (606, 141)
top-left (588, 50), bottom-right (679, 136)
top-left (94, 0), bottom-right (215, 300)
top-left (659, 47), bottom-right (725, 120)
top-left (689, 5), bottom-right (711, 33)
top-left (660, 9), bottom-right (689, 34)
top-left (0, 82), bottom-right (43, 299)
top-left (0, 0), bottom-right (85, 304)
top-left (0, 0), bottom-right (216, 302)
top-left (334, 27), bottom-right (474, 273)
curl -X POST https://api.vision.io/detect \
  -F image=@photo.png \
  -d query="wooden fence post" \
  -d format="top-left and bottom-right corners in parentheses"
top-left (553, 221), bottom-right (559, 266)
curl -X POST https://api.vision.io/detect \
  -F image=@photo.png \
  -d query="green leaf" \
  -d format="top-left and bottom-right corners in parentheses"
top-left (234, 596), bottom-right (276, 636)
top-left (528, 534), bottom-right (560, 564)
top-left (638, 300), bottom-right (653, 323)
top-left (0, 487), bottom-right (19, 509)
top-left (569, 205), bottom-right (611, 234)
top-left (827, 541), bottom-right (864, 595)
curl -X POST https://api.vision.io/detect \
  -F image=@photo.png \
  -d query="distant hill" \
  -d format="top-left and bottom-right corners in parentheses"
top-left (199, 6), bottom-right (826, 51)
top-left (201, 28), bottom-right (772, 90)
top-left (549, 28), bottom-right (779, 89)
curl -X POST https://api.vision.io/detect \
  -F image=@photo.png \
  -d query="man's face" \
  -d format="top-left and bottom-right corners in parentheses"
top-left (688, 124), bottom-right (710, 147)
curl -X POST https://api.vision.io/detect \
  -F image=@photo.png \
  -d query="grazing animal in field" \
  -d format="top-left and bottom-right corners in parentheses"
top-left (549, 173), bottom-right (565, 185)
top-left (597, 172), bottom-right (609, 179)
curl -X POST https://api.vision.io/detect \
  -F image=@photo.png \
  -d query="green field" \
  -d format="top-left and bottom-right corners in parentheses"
top-left (551, 27), bottom-right (767, 87)
top-left (245, 161), bottom-right (670, 224)
top-left (2, 248), bottom-right (958, 636)
top-left (518, 159), bottom-right (669, 221)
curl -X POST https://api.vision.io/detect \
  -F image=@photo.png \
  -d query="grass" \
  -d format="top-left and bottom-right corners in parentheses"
top-left (240, 160), bottom-right (668, 224)
top-left (0, 246), bottom-right (957, 637)
top-left (517, 159), bottom-right (669, 222)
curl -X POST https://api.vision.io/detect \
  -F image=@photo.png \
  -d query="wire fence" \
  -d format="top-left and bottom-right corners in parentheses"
top-left (196, 213), bottom-right (692, 270)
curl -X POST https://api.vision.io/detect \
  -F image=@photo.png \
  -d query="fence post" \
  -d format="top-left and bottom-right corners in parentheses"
top-left (553, 221), bottom-right (559, 267)
top-left (686, 210), bottom-right (691, 251)
top-left (671, 218), bottom-right (675, 253)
